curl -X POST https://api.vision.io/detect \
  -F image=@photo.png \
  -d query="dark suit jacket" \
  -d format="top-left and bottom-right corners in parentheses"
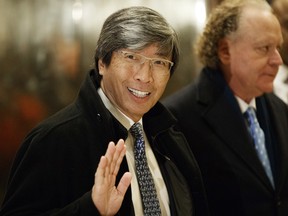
top-left (163, 67), bottom-right (288, 216)
top-left (0, 69), bottom-right (209, 216)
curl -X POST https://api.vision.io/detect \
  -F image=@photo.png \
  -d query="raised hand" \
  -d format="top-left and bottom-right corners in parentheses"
top-left (92, 139), bottom-right (132, 215)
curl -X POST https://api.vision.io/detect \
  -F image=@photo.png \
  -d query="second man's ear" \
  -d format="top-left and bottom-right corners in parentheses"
top-left (217, 38), bottom-right (231, 65)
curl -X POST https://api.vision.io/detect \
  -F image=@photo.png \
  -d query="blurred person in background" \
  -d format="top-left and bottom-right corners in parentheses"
top-left (272, 0), bottom-right (288, 104)
top-left (0, 6), bottom-right (208, 216)
top-left (164, 0), bottom-right (288, 215)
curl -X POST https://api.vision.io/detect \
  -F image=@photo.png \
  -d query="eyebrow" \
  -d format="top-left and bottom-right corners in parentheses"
top-left (127, 49), bottom-right (171, 59)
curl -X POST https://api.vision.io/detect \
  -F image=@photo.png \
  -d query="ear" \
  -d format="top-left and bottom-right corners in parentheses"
top-left (98, 59), bottom-right (105, 75)
top-left (218, 38), bottom-right (230, 65)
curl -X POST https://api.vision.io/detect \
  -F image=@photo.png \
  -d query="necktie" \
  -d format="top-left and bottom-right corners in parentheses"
top-left (130, 122), bottom-right (161, 216)
top-left (244, 107), bottom-right (274, 188)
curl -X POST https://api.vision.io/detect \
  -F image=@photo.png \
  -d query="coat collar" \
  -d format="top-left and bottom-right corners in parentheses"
top-left (76, 69), bottom-right (128, 142)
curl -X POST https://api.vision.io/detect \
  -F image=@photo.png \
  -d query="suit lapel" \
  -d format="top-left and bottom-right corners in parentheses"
top-left (196, 68), bottom-right (274, 190)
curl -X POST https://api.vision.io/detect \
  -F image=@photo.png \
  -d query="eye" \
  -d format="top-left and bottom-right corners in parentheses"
top-left (255, 45), bottom-right (271, 55)
top-left (153, 59), bottom-right (168, 67)
top-left (258, 46), bottom-right (269, 53)
top-left (124, 53), bottom-right (137, 60)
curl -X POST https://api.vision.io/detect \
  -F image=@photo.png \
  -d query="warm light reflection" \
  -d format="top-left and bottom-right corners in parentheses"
top-left (194, 0), bottom-right (207, 31)
top-left (72, 0), bottom-right (83, 22)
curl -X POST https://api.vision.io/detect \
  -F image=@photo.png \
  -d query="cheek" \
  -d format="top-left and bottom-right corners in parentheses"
top-left (156, 76), bottom-right (170, 93)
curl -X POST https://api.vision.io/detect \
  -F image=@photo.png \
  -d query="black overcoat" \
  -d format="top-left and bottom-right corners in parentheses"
top-left (163, 67), bottom-right (288, 216)
top-left (0, 69), bottom-right (209, 216)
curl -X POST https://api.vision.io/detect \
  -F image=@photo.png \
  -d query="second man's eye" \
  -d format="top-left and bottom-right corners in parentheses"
top-left (256, 46), bottom-right (269, 55)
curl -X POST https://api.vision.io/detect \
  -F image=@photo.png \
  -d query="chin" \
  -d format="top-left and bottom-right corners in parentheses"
top-left (262, 88), bottom-right (274, 94)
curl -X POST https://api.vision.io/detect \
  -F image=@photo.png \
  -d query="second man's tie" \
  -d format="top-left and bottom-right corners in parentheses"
top-left (244, 107), bottom-right (274, 188)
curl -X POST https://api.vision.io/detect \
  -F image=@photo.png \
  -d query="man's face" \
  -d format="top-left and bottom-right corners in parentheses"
top-left (222, 7), bottom-right (283, 103)
top-left (99, 44), bottom-right (171, 122)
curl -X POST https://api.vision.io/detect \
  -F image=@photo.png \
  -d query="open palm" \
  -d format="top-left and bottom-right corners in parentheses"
top-left (92, 139), bottom-right (132, 215)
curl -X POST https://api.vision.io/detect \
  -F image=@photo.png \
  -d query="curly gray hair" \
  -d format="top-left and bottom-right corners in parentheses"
top-left (195, 0), bottom-right (271, 69)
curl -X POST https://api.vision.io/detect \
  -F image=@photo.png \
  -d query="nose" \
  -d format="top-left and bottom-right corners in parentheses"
top-left (133, 61), bottom-right (154, 83)
top-left (269, 48), bottom-right (283, 66)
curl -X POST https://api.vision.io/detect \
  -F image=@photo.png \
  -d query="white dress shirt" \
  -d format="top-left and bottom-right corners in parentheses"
top-left (235, 96), bottom-right (256, 114)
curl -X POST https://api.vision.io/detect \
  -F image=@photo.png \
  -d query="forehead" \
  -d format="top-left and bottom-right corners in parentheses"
top-left (236, 6), bottom-right (283, 44)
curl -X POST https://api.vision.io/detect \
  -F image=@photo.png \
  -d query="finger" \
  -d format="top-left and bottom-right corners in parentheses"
top-left (104, 142), bottom-right (116, 177)
top-left (113, 140), bottom-right (126, 175)
top-left (117, 172), bottom-right (132, 197)
top-left (110, 139), bottom-right (125, 175)
top-left (105, 142), bottom-right (116, 162)
top-left (95, 156), bottom-right (107, 185)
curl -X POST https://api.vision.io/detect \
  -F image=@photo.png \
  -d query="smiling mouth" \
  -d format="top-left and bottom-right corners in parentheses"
top-left (128, 87), bottom-right (150, 98)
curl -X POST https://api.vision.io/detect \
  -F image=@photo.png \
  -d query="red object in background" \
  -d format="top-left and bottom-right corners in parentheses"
top-left (0, 93), bottom-right (47, 171)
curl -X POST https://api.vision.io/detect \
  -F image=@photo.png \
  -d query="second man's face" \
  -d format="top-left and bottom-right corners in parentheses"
top-left (222, 7), bottom-right (283, 102)
top-left (99, 44), bottom-right (171, 122)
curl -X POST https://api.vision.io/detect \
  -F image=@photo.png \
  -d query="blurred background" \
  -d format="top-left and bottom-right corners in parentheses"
top-left (2, 0), bottom-right (276, 203)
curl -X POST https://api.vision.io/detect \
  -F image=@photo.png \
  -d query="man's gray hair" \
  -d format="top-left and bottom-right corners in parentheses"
top-left (94, 6), bottom-right (179, 75)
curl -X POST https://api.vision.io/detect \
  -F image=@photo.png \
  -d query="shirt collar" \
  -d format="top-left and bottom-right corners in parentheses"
top-left (235, 96), bottom-right (256, 114)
